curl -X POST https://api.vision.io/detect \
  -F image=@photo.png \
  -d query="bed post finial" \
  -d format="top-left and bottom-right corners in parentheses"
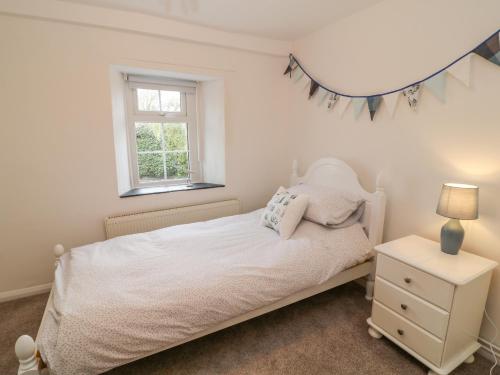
top-left (54, 244), bottom-right (65, 268)
top-left (15, 335), bottom-right (40, 375)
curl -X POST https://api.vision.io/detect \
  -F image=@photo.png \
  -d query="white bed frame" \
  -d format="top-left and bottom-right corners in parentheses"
top-left (15, 157), bottom-right (386, 375)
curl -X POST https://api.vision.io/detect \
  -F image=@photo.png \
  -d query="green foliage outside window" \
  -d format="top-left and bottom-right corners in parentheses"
top-left (136, 123), bottom-right (189, 181)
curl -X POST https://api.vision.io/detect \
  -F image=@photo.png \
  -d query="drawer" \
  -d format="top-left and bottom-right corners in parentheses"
top-left (372, 300), bottom-right (444, 366)
top-left (377, 254), bottom-right (454, 311)
top-left (374, 277), bottom-right (449, 339)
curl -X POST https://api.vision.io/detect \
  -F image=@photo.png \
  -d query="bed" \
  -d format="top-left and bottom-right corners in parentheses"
top-left (15, 158), bottom-right (386, 375)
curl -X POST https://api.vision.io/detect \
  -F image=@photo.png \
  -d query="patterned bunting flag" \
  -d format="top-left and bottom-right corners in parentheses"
top-left (383, 91), bottom-right (400, 117)
top-left (352, 97), bottom-right (366, 119)
top-left (327, 93), bottom-right (339, 110)
top-left (473, 32), bottom-right (500, 66)
top-left (309, 80), bottom-right (320, 99)
top-left (402, 84), bottom-right (420, 109)
top-left (367, 96), bottom-right (382, 121)
top-left (447, 54), bottom-right (471, 87)
top-left (424, 72), bottom-right (447, 103)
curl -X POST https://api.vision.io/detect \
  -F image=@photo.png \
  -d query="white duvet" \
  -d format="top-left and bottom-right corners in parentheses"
top-left (37, 209), bottom-right (372, 375)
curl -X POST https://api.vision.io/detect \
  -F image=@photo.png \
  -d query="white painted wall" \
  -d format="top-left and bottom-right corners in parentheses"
top-left (198, 79), bottom-right (226, 185)
top-left (0, 14), bottom-right (291, 293)
top-left (290, 0), bottom-right (500, 345)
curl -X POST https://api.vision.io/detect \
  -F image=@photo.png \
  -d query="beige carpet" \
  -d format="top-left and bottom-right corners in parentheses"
top-left (0, 283), bottom-right (494, 374)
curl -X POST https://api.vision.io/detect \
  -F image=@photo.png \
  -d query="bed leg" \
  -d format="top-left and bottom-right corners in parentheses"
top-left (365, 279), bottom-right (374, 301)
top-left (365, 257), bottom-right (376, 301)
top-left (16, 335), bottom-right (41, 375)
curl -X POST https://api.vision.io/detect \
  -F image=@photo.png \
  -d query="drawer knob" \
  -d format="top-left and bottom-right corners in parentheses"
top-left (397, 329), bottom-right (404, 336)
top-left (404, 277), bottom-right (411, 284)
top-left (400, 304), bottom-right (408, 311)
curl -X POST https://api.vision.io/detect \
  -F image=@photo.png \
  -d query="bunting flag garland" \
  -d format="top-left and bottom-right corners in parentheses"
top-left (284, 29), bottom-right (499, 121)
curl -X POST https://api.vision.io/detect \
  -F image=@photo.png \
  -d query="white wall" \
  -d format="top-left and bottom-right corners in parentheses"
top-left (290, 0), bottom-right (500, 345)
top-left (198, 79), bottom-right (226, 184)
top-left (0, 14), bottom-right (291, 293)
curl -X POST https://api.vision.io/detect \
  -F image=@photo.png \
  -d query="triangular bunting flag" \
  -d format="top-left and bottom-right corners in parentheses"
top-left (473, 32), bottom-right (500, 66)
top-left (336, 96), bottom-right (351, 117)
top-left (352, 97), bottom-right (366, 119)
top-left (309, 80), bottom-right (320, 99)
top-left (424, 72), bottom-right (447, 103)
top-left (293, 67), bottom-right (304, 82)
top-left (327, 93), bottom-right (339, 110)
top-left (317, 88), bottom-right (329, 106)
top-left (283, 57), bottom-right (295, 77)
top-left (447, 55), bottom-right (471, 87)
top-left (402, 84), bottom-right (421, 109)
top-left (383, 91), bottom-right (400, 117)
top-left (367, 96), bottom-right (382, 121)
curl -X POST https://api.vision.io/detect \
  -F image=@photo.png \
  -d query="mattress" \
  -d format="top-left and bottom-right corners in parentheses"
top-left (37, 209), bottom-right (372, 375)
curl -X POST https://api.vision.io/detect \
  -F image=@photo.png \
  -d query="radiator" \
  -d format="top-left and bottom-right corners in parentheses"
top-left (104, 199), bottom-right (240, 239)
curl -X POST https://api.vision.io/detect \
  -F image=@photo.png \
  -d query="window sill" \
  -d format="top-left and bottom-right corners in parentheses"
top-left (120, 183), bottom-right (225, 198)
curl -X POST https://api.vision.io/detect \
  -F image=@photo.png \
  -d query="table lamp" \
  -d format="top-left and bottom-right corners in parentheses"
top-left (436, 183), bottom-right (478, 255)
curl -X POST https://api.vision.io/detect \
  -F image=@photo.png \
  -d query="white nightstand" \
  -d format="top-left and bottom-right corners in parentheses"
top-left (367, 235), bottom-right (497, 375)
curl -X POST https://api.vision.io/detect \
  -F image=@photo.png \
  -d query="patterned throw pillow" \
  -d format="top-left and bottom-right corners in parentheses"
top-left (261, 187), bottom-right (309, 239)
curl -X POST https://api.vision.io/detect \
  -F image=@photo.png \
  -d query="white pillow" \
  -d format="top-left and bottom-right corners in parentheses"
top-left (287, 184), bottom-right (364, 226)
top-left (261, 187), bottom-right (309, 239)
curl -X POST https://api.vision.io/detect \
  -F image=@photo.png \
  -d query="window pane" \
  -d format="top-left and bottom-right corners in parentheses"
top-left (138, 153), bottom-right (165, 181)
top-left (135, 123), bottom-right (162, 152)
top-left (137, 88), bottom-right (160, 111)
top-left (163, 123), bottom-right (188, 151)
top-left (166, 152), bottom-right (189, 180)
top-left (160, 90), bottom-right (181, 112)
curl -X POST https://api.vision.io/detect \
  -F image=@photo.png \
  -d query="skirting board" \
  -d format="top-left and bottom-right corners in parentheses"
top-left (477, 337), bottom-right (500, 363)
top-left (0, 283), bottom-right (52, 303)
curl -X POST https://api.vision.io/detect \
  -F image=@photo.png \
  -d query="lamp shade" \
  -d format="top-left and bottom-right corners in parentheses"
top-left (436, 183), bottom-right (479, 220)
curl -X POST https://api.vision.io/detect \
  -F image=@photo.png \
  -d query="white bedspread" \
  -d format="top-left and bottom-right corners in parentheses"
top-left (37, 209), bottom-right (372, 375)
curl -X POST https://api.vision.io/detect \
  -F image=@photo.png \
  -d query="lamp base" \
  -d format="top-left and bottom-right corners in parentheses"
top-left (440, 219), bottom-right (464, 255)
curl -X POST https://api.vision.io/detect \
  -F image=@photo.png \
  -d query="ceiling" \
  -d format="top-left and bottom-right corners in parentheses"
top-left (61, 0), bottom-right (383, 40)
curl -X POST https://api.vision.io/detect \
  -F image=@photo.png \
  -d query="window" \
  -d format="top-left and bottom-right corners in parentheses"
top-left (125, 76), bottom-right (199, 188)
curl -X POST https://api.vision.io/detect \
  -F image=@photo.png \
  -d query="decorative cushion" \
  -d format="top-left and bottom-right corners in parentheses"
top-left (287, 184), bottom-right (364, 226)
top-left (261, 187), bottom-right (309, 239)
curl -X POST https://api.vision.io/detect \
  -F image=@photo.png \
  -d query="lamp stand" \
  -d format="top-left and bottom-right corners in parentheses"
top-left (440, 218), bottom-right (464, 255)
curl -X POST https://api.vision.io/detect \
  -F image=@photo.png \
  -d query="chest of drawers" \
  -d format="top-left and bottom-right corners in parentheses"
top-left (367, 235), bottom-right (497, 375)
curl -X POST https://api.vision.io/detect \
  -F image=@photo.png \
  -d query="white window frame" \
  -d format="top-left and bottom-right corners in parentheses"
top-left (124, 77), bottom-right (200, 188)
